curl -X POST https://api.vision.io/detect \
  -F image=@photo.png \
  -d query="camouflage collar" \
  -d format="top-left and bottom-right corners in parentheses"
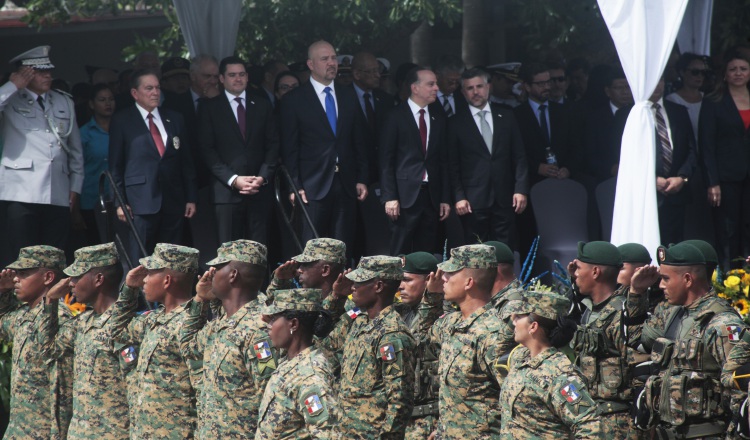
top-left (522, 346), bottom-right (558, 369)
top-left (491, 278), bottom-right (521, 302)
top-left (219, 300), bottom-right (256, 329)
top-left (154, 300), bottom-right (190, 325)
top-left (19, 300), bottom-right (45, 324)
top-left (91, 306), bottom-right (115, 329)
top-left (683, 289), bottom-right (715, 313)
top-left (453, 301), bottom-right (493, 332)
top-left (360, 304), bottom-right (397, 331)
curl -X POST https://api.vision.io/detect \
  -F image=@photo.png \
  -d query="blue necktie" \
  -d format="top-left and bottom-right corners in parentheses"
top-left (324, 87), bottom-right (337, 135)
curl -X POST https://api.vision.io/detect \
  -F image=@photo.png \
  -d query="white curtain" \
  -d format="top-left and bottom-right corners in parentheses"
top-left (172, 0), bottom-right (242, 59)
top-left (598, 0), bottom-right (689, 262)
top-left (676, 0), bottom-right (714, 56)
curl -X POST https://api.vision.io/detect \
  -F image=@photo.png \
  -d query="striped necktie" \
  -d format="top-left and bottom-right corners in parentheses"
top-left (653, 102), bottom-right (672, 175)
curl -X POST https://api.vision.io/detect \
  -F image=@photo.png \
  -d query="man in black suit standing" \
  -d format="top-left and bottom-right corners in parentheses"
top-left (613, 77), bottom-right (696, 245)
top-left (281, 40), bottom-right (369, 258)
top-left (380, 67), bottom-right (450, 255)
top-left (448, 68), bottom-right (528, 247)
top-left (430, 55), bottom-right (466, 119)
top-left (109, 69), bottom-right (197, 264)
top-left (199, 56), bottom-right (279, 245)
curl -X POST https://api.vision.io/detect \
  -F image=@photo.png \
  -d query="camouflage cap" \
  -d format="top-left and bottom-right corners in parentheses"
top-left (437, 244), bottom-right (497, 273)
top-left (261, 288), bottom-right (323, 315)
top-left (402, 252), bottom-right (438, 275)
top-left (577, 241), bottom-right (622, 267)
top-left (617, 243), bottom-right (651, 264)
top-left (679, 240), bottom-right (718, 269)
top-left (293, 238), bottom-right (346, 265)
top-left (139, 243), bottom-right (199, 273)
top-left (64, 242), bottom-right (119, 277)
top-left (484, 241), bottom-right (515, 264)
top-left (503, 291), bottom-right (571, 321)
top-left (206, 240), bottom-right (267, 267)
top-left (657, 243), bottom-right (705, 267)
top-left (346, 256), bottom-right (403, 282)
top-left (7, 245), bottom-right (66, 271)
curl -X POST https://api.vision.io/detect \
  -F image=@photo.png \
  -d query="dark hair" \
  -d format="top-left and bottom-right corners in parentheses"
top-left (519, 62), bottom-right (549, 83)
top-left (605, 66), bottom-right (627, 87)
top-left (381, 278), bottom-right (401, 295)
top-left (89, 83), bottom-right (112, 101)
top-left (708, 48), bottom-right (750, 101)
top-left (100, 263), bottom-right (124, 288)
top-left (529, 313), bottom-right (578, 348)
top-left (566, 57), bottom-right (590, 76)
top-left (394, 62), bottom-right (419, 88)
top-left (129, 68), bottom-right (159, 89)
top-left (280, 310), bottom-right (334, 338)
top-left (404, 66), bottom-right (427, 88)
top-left (599, 265), bottom-right (620, 284)
top-left (274, 71), bottom-right (299, 92)
top-left (460, 67), bottom-right (491, 86)
top-left (467, 267), bottom-right (497, 292)
top-left (675, 52), bottom-right (705, 73)
top-left (219, 56), bottom-right (246, 75)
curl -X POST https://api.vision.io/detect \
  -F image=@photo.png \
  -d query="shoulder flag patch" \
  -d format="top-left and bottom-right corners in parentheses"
top-left (380, 343), bottom-right (396, 362)
top-left (561, 383), bottom-right (581, 403)
top-left (120, 346), bottom-right (137, 363)
top-left (305, 394), bottom-right (323, 415)
top-left (728, 326), bottom-right (742, 341)
top-left (254, 341), bottom-right (272, 360)
top-left (347, 307), bottom-right (363, 319)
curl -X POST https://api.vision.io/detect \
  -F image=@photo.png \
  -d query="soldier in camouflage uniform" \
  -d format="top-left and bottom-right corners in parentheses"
top-left (108, 243), bottom-right (200, 439)
top-left (0, 246), bottom-right (74, 440)
top-left (499, 290), bottom-right (601, 439)
top-left (569, 241), bottom-right (644, 439)
top-left (425, 244), bottom-right (511, 439)
top-left (256, 288), bottom-right (341, 439)
top-left (39, 243), bottom-right (132, 439)
top-left (484, 241), bottom-right (524, 312)
top-left (320, 255), bottom-right (416, 439)
top-left (395, 252), bottom-right (442, 439)
top-left (180, 239), bottom-right (280, 438)
top-left (267, 238), bottom-right (347, 302)
top-left (631, 243), bottom-right (745, 439)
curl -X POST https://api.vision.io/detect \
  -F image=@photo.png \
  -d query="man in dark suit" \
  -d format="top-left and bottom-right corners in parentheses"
top-left (430, 55), bottom-right (467, 119)
top-left (109, 69), bottom-right (197, 265)
top-left (380, 67), bottom-right (450, 255)
top-left (199, 56), bottom-right (279, 245)
top-left (613, 78), bottom-right (696, 245)
top-left (448, 68), bottom-right (528, 247)
top-left (281, 40), bottom-right (369, 258)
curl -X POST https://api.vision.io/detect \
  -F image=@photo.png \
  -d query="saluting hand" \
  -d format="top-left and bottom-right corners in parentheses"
top-left (274, 260), bottom-right (299, 280)
top-left (426, 269), bottom-right (445, 294)
top-left (195, 268), bottom-right (216, 302)
top-left (0, 270), bottom-right (16, 293)
top-left (630, 265), bottom-right (660, 295)
top-left (332, 270), bottom-right (354, 299)
top-left (125, 265), bottom-right (148, 289)
top-left (9, 66), bottom-right (34, 90)
top-left (46, 277), bottom-right (71, 304)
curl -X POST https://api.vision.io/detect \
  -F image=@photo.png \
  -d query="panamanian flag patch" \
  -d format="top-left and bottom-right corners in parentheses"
top-left (728, 326), bottom-right (742, 341)
top-left (380, 344), bottom-right (396, 362)
top-left (305, 394), bottom-right (323, 415)
top-left (121, 346), bottom-right (137, 363)
top-left (254, 341), bottom-right (272, 360)
top-left (347, 308), bottom-right (362, 319)
top-left (561, 383), bottom-right (581, 403)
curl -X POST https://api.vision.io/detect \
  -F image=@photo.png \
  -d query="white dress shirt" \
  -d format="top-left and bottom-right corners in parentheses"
top-left (407, 98), bottom-right (430, 182)
top-left (469, 102), bottom-right (494, 135)
top-left (135, 103), bottom-right (168, 147)
top-left (309, 77), bottom-right (338, 117)
top-left (226, 90), bottom-right (247, 123)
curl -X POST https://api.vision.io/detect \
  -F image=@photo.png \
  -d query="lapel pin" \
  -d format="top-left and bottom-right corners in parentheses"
top-left (250, 101), bottom-right (255, 105)
top-left (173, 136), bottom-right (180, 150)
top-left (165, 118), bottom-right (171, 123)
top-left (497, 114), bottom-right (502, 118)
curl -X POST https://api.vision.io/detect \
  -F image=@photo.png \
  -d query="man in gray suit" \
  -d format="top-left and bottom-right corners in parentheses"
top-left (0, 46), bottom-right (84, 263)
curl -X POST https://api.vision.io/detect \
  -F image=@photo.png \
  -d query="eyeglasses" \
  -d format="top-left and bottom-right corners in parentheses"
top-left (550, 76), bottom-right (567, 83)
top-left (530, 80), bottom-right (553, 87)
top-left (687, 69), bottom-right (709, 77)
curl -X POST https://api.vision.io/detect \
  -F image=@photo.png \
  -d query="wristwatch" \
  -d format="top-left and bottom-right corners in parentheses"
top-left (679, 175), bottom-right (688, 183)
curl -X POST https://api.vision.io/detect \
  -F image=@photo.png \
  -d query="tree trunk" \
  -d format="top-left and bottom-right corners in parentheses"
top-left (462, 0), bottom-right (487, 67)
top-left (410, 21), bottom-right (432, 66)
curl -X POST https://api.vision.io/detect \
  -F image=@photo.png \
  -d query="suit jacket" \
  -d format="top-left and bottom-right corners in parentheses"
top-left (109, 105), bottom-right (197, 215)
top-left (280, 81), bottom-right (368, 200)
top-left (199, 93), bottom-right (279, 204)
top-left (429, 91), bottom-right (468, 119)
top-left (162, 90), bottom-right (213, 188)
top-left (448, 103), bottom-right (529, 209)
top-left (348, 85), bottom-right (397, 183)
top-left (379, 101), bottom-right (448, 209)
top-left (0, 83), bottom-right (84, 207)
top-left (583, 103), bottom-right (620, 183)
top-left (513, 100), bottom-right (577, 184)
top-left (613, 101), bottom-right (696, 205)
top-left (700, 93), bottom-right (750, 186)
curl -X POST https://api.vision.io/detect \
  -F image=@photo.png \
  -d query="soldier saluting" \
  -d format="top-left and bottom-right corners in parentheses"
top-left (0, 46), bottom-right (84, 260)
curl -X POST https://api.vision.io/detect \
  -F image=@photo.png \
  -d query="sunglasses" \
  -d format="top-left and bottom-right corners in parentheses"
top-left (687, 69), bottom-right (709, 77)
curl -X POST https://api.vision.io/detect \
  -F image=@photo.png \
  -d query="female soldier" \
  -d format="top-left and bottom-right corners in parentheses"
top-left (499, 290), bottom-right (601, 439)
top-left (256, 288), bottom-right (341, 440)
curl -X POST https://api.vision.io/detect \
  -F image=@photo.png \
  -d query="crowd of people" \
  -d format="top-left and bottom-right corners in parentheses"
top-left (0, 37), bottom-right (750, 439)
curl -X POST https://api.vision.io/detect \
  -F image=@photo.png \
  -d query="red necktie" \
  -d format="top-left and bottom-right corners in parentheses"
top-left (235, 97), bottom-right (246, 139)
top-left (147, 113), bottom-right (166, 157)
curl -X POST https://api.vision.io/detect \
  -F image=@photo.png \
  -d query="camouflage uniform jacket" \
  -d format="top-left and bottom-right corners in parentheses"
top-left (491, 278), bottom-right (524, 313)
top-left (626, 288), bottom-right (677, 352)
top-left (0, 292), bottom-right (74, 440)
top-left (256, 346), bottom-right (341, 440)
top-left (321, 304), bottom-right (416, 439)
top-left (425, 302), bottom-right (511, 439)
top-left (180, 298), bottom-right (279, 438)
top-left (499, 346), bottom-right (601, 439)
top-left (41, 301), bottom-right (131, 439)
top-left (108, 285), bottom-right (198, 440)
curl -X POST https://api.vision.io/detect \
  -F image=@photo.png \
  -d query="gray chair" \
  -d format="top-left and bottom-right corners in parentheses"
top-left (595, 177), bottom-right (617, 241)
top-left (530, 178), bottom-right (589, 274)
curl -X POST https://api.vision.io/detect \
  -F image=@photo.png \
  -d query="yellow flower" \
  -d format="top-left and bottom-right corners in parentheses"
top-left (745, 285), bottom-right (750, 296)
top-left (395, 291), bottom-right (402, 303)
top-left (735, 298), bottom-right (750, 316)
top-left (718, 292), bottom-right (730, 300)
top-left (729, 269), bottom-right (743, 276)
top-left (725, 275), bottom-right (741, 289)
top-left (712, 270), bottom-right (717, 283)
top-left (743, 273), bottom-right (750, 286)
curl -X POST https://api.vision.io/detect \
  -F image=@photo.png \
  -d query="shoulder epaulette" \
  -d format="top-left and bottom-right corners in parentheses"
top-left (52, 88), bottom-right (72, 99)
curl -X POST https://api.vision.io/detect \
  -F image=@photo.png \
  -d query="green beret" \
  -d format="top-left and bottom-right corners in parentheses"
top-left (617, 243), bottom-right (651, 264)
top-left (261, 288), bottom-right (322, 315)
top-left (140, 243), bottom-right (199, 273)
top-left (679, 240), bottom-right (718, 268)
top-left (65, 243), bottom-right (119, 277)
top-left (657, 243), bottom-right (705, 266)
top-left (206, 240), bottom-right (267, 267)
top-left (7, 245), bottom-right (66, 271)
top-left (438, 245), bottom-right (497, 273)
top-left (502, 291), bottom-right (571, 321)
top-left (402, 252), bottom-right (438, 275)
top-left (346, 256), bottom-right (403, 282)
top-left (484, 241), bottom-right (514, 264)
top-left (577, 241), bottom-right (622, 267)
